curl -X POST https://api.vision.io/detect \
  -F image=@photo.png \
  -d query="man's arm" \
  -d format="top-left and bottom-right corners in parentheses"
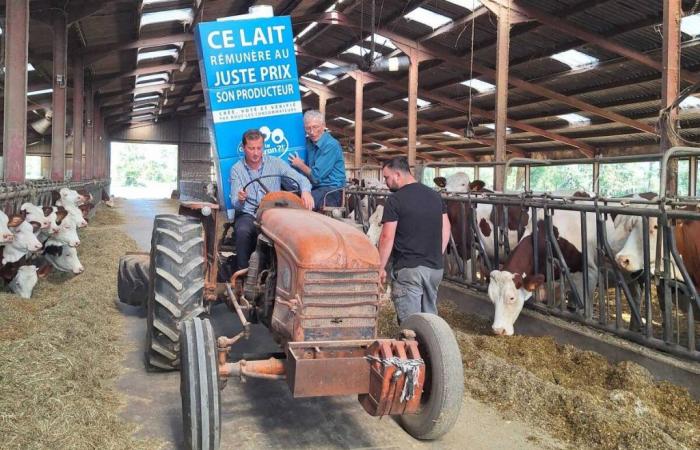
top-left (378, 221), bottom-right (397, 285)
top-left (275, 158), bottom-right (314, 210)
top-left (441, 213), bottom-right (451, 254)
top-left (307, 141), bottom-right (341, 185)
top-left (230, 165), bottom-right (245, 210)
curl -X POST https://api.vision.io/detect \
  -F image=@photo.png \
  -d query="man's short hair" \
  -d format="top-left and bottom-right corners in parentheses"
top-left (303, 109), bottom-right (325, 124)
top-left (242, 129), bottom-right (263, 146)
top-left (382, 156), bottom-right (410, 174)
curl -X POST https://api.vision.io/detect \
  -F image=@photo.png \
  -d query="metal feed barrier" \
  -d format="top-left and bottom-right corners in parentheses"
top-left (0, 179), bottom-right (110, 216)
top-left (346, 147), bottom-right (700, 362)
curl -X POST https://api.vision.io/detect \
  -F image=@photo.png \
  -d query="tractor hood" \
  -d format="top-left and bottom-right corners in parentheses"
top-left (259, 208), bottom-right (380, 269)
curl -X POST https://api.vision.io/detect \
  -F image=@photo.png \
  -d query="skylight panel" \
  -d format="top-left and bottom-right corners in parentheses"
top-left (365, 34), bottom-right (396, 50)
top-left (140, 8), bottom-right (194, 28)
top-left (680, 96), bottom-right (700, 109)
top-left (681, 13), bottom-right (700, 37)
top-left (460, 78), bottom-right (495, 93)
top-left (27, 63), bottom-right (35, 71)
top-left (133, 105), bottom-right (157, 112)
top-left (27, 88), bottom-right (53, 96)
top-left (133, 113), bottom-right (155, 120)
top-left (134, 94), bottom-right (161, 101)
top-left (403, 97), bottom-right (431, 108)
top-left (444, 0), bottom-right (482, 10)
top-left (299, 85), bottom-right (310, 93)
top-left (558, 113), bottom-right (590, 126)
top-left (336, 116), bottom-right (355, 124)
top-left (404, 7), bottom-right (452, 29)
top-left (137, 47), bottom-right (180, 63)
top-left (442, 131), bottom-right (461, 138)
top-left (551, 49), bottom-right (598, 69)
top-left (369, 107), bottom-right (391, 117)
top-left (343, 45), bottom-right (370, 57)
top-left (300, 75), bottom-right (323, 85)
top-left (483, 123), bottom-right (512, 133)
top-left (142, 0), bottom-right (177, 5)
top-left (136, 73), bottom-right (169, 85)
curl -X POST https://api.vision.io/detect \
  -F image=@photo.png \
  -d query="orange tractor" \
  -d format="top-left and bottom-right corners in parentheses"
top-left (118, 177), bottom-right (463, 450)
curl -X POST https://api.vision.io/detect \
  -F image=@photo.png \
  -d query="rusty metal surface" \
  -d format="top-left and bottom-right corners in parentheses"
top-left (359, 339), bottom-right (425, 417)
top-left (286, 341), bottom-right (372, 397)
top-left (260, 208), bottom-right (380, 269)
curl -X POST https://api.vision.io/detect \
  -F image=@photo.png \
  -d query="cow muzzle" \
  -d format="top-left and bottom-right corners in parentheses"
top-left (491, 327), bottom-right (511, 336)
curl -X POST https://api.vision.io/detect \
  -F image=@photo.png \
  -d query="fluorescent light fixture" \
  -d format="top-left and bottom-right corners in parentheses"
top-left (133, 105), bottom-right (157, 112)
top-left (403, 97), bottom-right (431, 108)
top-left (140, 8), bottom-right (194, 28)
top-left (460, 78), bottom-right (495, 93)
top-left (27, 88), bottom-right (53, 96)
top-left (365, 33), bottom-right (396, 50)
top-left (442, 131), bottom-right (461, 138)
top-left (681, 13), bottom-right (700, 37)
top-left (680, 96), bottom-right (700, 109)
top-left (558, 113), bottom-right (591, 126)
top-left (551, 49), bottom-right (598, 69)
top-left (483, 123), bottom-right (512, 133)
top-left (444, 0), bottom-right (482, 10)
top-left (336, 116), bottom-right (355, 124)
top-left (343, 44), bottom-right (371, 57)
top-left (27, 63), bottom-right (35, 71)
top-left (133, 113), bottom-right (155, 119)
top-left (299, 85), bottom-right (309, 93)
top-left (404, 7), bottom-right (452, 29)
top-left (137, 47), bottom-right (180, 63)
top-left (295, 21), bottom-right (318, 40)
top-left (369, 107), bottom-right (391, 116)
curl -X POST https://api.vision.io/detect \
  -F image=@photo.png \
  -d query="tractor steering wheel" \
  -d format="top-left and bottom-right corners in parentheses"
top-left (242, 174), bottom-right (302, 211)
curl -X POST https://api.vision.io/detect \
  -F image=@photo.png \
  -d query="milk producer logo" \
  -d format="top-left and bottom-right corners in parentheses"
top-left (237, 125), bottom-right (290, 158)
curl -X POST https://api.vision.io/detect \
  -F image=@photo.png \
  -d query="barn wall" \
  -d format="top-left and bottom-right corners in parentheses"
top-left (110, 113), bottom-right (213, 183)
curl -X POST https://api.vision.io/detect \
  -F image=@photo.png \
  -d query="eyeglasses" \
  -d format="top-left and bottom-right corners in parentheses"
top-left (304, 124), bottom-right (324, 132)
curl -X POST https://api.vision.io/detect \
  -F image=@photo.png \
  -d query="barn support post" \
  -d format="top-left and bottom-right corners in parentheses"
top-left (50, 11), bottom-right (68, 181)
top-left (493, 1), bottom-right (512, 192)
top-left (593, 160), bottom-right (600, 195)
top-left (84, 82), bottom-right (94, 179)
top-left (72, 58), bottom-right (84, 181)
top-left (3, 0), bottom-right (30, 183)
top-left (406, 47), bottom-right (420, 168)
top-left (690, 156), bottom-right (697, 196)
top-left (317, 91), bottom-right (329, 117)
top-left (352, 71), bottom-right (365, 170)
top-left (93, 105), bottom-right (102, 178)
top-left (661, 0), bottom-right (681, 196)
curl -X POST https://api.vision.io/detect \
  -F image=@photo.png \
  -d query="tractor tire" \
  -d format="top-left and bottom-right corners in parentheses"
top-left (398, 313), bottom-right (464, 440)
top-left (181, 318), bottom-right (221, 450)
top-left (117, 253), bottom-right (150, 307)
top-left (146, 214), bottom-right (206, 371)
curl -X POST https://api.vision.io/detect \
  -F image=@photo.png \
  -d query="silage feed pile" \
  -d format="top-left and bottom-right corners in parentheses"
top-left (378, 300), bottom-right (700, 450)
top-left (0, 204), bottom-right (160, 449)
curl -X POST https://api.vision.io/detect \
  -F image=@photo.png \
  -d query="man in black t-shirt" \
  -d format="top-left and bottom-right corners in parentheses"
top-left (378, 156), bottom-right (451, 324)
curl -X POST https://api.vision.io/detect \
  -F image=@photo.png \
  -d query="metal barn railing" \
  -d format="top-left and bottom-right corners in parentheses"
top-left (0, 179), bottom-right (110, 216)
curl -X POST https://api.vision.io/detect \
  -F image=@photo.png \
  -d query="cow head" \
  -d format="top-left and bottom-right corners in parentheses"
top-left (614, 214), bottom-right (659, 273)
top-left (57, 187), bottom-right (88, 207)
top-left (488, 270), bottom-right (544, 335)
top-left (366, 205), bottom-right (384, 247)
top-left (44, 245), bottom-right (84, 275)
top-left (444, 172), bottom-right (471, 192)
top-left (433, 177), bottom-right (447, 189)
top-left (9, 265), bottom-right (39, 299)
top-left (0, 210), bottom-right (14, 243)
top-left (21, 202), bottom-right (51, 230)
top-left (3, 220), bottom-right (43, 264)
top-left (52, 213), bottom-right (81, 247)
top-left (42, 206), bottom-right (61, 234)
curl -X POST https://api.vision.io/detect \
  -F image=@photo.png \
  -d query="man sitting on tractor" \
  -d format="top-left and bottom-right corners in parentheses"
top-left (231, 129), bottom-right (314, 270)
top-left (289, 110), bottom-right (346, 210)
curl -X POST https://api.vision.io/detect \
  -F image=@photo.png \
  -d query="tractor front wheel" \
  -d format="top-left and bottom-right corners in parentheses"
top-left (181, 318), bottom-right (221, 450)
top-left (146, 214), bottom-right (206, 370)
top-left (398, 313), bottom-right (464, 440)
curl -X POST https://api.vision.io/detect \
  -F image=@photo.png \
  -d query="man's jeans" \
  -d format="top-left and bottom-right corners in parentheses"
top-left (390, 266), bottom-right (444, 324)
top-left (233, 213), bottom-right (257, 270)
top-left (311, 186), bottom-right (342, 210)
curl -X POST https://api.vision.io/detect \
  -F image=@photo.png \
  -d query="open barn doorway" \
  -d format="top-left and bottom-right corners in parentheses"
top-left (110, 141), bottom-right (178, 198)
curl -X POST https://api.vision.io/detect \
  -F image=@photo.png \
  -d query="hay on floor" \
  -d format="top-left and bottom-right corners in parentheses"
top-left (0, 203), bottom-right (161, 449)
top-left (378, 300), bottom-right (700, 450)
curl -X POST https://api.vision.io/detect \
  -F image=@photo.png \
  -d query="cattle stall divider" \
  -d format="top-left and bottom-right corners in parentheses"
top-left (0, 179), bottom-right (110, 216)
top-left (346, 151), bottom-right (700, 361)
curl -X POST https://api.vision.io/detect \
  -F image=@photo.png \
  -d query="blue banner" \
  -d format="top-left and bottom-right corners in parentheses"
top-left (195, 15), bottom-right (305, 218)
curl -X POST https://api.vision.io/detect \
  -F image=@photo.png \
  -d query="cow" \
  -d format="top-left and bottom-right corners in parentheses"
top-left (0, 210), bottom-right (15, 244)
top-left (2, 219), bottom-right (43, 265)
top-left (58, 204), bottom-right (88, 228)
top-left (20, 202), bottom-right (54, 232)
top-left (44, 211), bottom-right (81, 248)
top-left (486, 203), bottom-right (633, 335)
top-left (52, 187), bottom-right (90, 207)
top-left (366, 205), bottom-right (384, 247)
top-left (41, 244), bottom-right (84, 275)
top-left (7, 265), bottom-right (39, 298)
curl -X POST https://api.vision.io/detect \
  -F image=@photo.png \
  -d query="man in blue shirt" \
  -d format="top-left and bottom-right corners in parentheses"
top-left (230, 129), bottom-right (313, 269)
top-left (289, 110), bottom-right (346, 210)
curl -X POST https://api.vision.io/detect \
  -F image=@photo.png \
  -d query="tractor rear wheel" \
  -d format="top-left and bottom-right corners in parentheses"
top-left (146, 214), bottom-right (206, 370)
top-left (398, 313), bottom-right (464, 440)
top-left (181, 317), bottom-right (221, 450)
top-left (117, 253), bottom-right (150, 307)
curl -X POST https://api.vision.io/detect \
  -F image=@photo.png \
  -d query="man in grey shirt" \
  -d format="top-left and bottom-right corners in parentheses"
top-left (230, 129), bottom-right (314, 269)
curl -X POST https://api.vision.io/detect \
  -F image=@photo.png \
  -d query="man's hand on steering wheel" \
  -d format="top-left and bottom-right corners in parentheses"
top-left (301, 191), bottom-right (314, 210)
top-left (242, 174), bottom-right (313, 211)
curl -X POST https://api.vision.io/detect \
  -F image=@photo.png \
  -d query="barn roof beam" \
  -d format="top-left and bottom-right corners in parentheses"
top-left (80, 33), bottom-right (194, 66)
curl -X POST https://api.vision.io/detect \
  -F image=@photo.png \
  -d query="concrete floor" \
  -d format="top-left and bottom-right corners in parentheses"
top-left (114, 197), bottom-right (561, 450)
